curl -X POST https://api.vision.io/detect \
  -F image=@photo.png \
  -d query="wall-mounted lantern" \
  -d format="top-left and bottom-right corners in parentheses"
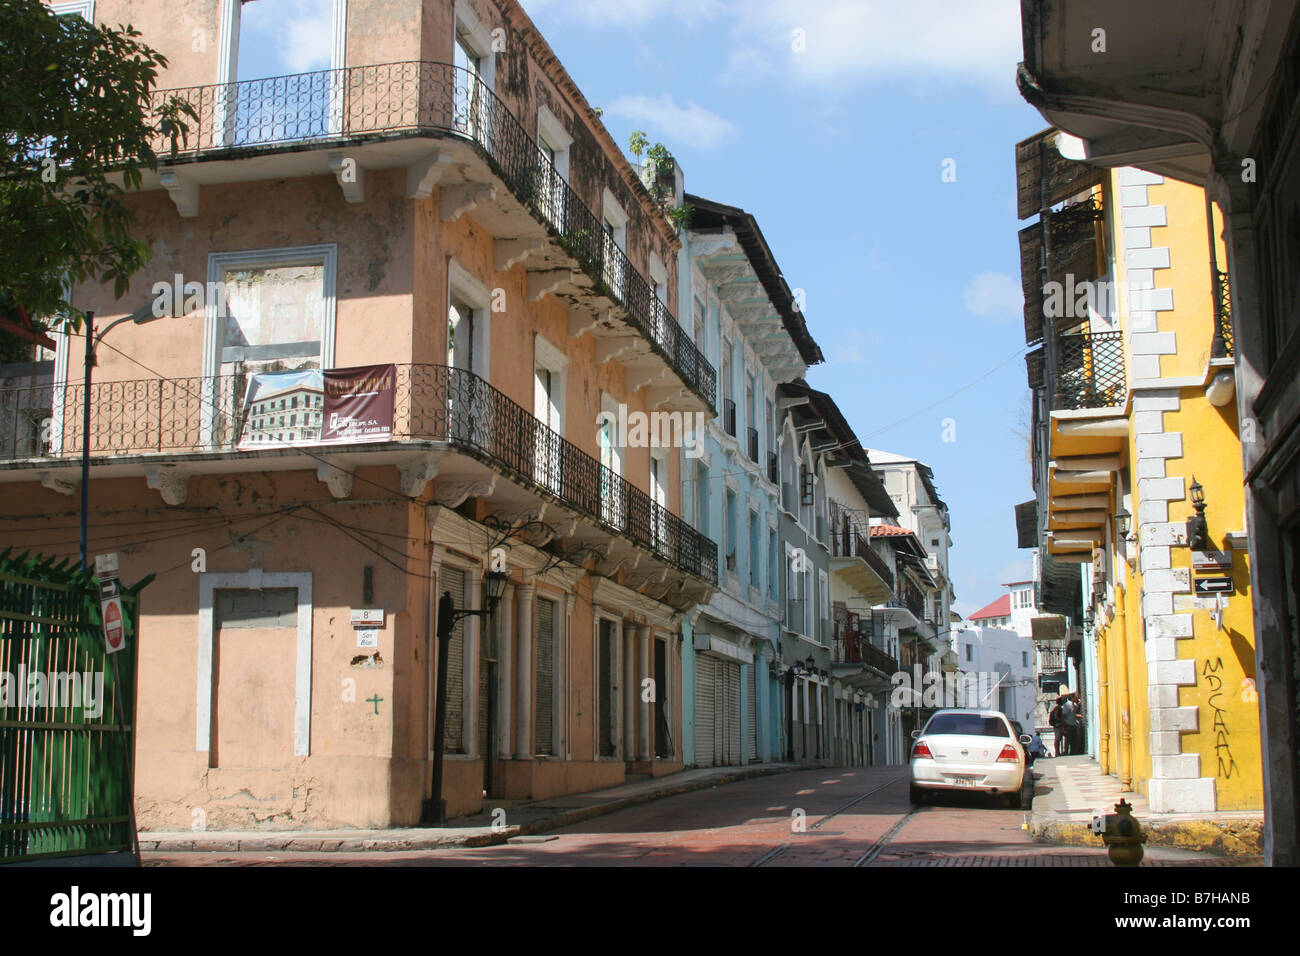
top-left (1186, 477), bottom-right (1210, 551)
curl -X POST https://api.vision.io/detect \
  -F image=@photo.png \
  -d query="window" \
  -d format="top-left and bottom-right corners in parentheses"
top-left (536, 105), bottom-right (572, 228)
top-left (693, 297), bottom-right (707, 355)
top-left (650, 451), bottom-right (668, 552)
top-left (533, 334), bottom-right (567, 493)
top-left (748, 510), bottom-right (760, 591)
top-left (725, 488), bottom-right (738, 574)
top-left (599, 392), bottom-right (624, 528)
top-left (601, 188), bottom-right (629, 303)
top-left (965, 644), bottom-right (973, 662)
top-left (696, 460), bottom-right (710, 538)
top-left (535, 597), bottom-right (557, 756)
top-left (454, 1), bottom-right (496, 143)
top-left (818, 570), bottom-right (830, 645)
top-left (768, 528), bottom-right (779, 600)
top-left (1022, 651), bottom-right (1030, 667)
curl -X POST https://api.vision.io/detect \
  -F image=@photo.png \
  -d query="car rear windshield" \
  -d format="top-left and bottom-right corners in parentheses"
top-left (924, 714), bottom-right (1012, 738)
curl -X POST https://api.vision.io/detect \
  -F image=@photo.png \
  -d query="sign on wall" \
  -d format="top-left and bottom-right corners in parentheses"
top-left (237, 364), bottom-right (396, 450)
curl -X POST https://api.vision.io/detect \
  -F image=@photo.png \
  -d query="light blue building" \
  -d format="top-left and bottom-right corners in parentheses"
top-left (674, 192), bottom-right (823, 767)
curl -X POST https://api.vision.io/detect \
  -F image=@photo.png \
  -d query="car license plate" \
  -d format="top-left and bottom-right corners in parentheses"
top-left (949, 775), bottom-right (981, 787)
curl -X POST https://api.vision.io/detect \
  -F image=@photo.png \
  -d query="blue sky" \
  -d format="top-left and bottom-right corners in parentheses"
top-left (519, 0), bottom-right (1048, 614)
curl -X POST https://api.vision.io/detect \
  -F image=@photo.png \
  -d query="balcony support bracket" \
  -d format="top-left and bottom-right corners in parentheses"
top-left (406, 151), bottom-right (453, 201)
top-left (528, 270), bottom-right (580, 302)
top-left (494, 237), bottom-right (548, 273)
top-left (159, 168), bottom-right (199, 218)
top-left (398, 454), bottom-right (440, 498)
top-left (316, 460), bottom-right (354, 499)
top-left (38, 472), bottom-right (76, 496)
top-left (328, 152), bottom-right (365, 204)
top-left (441, 183), bottom-right (496, 223)
top-left (433, 474), bottom-right (498, 509)
top-left (145, 466), bottom-right (189, 506)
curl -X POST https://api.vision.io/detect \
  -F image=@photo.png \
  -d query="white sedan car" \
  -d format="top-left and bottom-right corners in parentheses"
top-left (909, 709), bottom-right (1032, 808)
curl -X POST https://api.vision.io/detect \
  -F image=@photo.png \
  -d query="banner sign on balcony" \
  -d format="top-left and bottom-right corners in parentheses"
top-left (238, 364), bottom-right (396, 450)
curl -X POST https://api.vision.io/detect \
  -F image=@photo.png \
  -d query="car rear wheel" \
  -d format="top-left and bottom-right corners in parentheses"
top-left (1007, 790), bottom-right (1023, 810)
top-left (910, 785), bottom-right (926, 806)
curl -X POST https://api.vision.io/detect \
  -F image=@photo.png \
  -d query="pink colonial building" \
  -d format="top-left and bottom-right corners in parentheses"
top-left (0, 0), bottom-right (718, 827)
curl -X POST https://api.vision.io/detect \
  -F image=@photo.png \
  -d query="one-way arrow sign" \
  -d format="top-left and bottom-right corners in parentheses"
top-left (1194, 576), bottom-right (1234, 595)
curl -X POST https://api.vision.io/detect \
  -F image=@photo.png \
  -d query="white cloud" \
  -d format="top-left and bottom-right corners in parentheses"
top-left (963, 271), bottom-right (1023, 323)
top-left (606, 94), bottom-right (738, 150)
top-left (523, 0), bottom-right (1023, 94)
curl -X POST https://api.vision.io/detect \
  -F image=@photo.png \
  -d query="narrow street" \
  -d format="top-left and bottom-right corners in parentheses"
top-left (144, 766), bottom-right (1246, 867)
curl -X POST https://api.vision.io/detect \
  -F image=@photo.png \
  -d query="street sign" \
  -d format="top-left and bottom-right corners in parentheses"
top-left (94, 553), bottom-right (119, 578)
top-left (350, 608), bottom-right (385, 628)
top-left (1194, 576), bottom-right (1234, 595)
top-left (1192, 550), bottom-right (1233, 572)
top-left (101, 595), bottom-right (126, 654)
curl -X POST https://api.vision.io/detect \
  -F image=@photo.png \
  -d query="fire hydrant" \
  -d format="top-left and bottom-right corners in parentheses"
top-left (1096, 799), bottom-right (1146, 866)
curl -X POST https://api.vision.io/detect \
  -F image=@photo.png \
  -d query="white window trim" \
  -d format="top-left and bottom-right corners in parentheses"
top-left (534, 332), bottom-right (567, 434)
top-left (217, 0), bottom-right (348, 139)
top-left (536, 105), bottom-right (572, 180)
top-left (454, 0), bottom-right (497, 90)
top-left (204, 244), bottom-right (339, 380)
top-left (448, 258), bottom-right (492, 381)
top-left (48, 1), bottom-right (94, 18)
top-left (196, 571), bottom-right (314, 757)
top-left (534, 589), bottom-right (566, 759)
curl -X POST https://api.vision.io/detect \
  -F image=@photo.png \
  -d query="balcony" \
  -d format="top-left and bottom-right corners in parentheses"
top-left (746, 427), bottom-right (759, 463)
top-left (145, 62), bottom-right (716, 412)
top-left (1213, 269), bottom-right (1234, 358)
top-left (829, 529), bottom-right (894, 604)
top-left (0, 364), bottom-right (717, 591)
top-left (1054, 330), bottom-right (1125, 410)
top-left (832, 631), bottom-right (898, 691)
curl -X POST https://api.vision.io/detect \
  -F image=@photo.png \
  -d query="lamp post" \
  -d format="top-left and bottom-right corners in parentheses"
top-left (78, 299), bottom-right (192, 567)
top-left (424, 568), bottom-right (508, 825)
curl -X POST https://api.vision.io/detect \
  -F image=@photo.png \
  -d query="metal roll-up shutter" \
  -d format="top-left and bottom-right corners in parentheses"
top-left (725, 661), bottom-right (741, 766)
top-left (442, 566), bottom-right (466, 753)
top-left (694, 654), bottom-right (716, 767)
top-left (746, 663), bottom-right (757, 763)
top-left (535, 597), bottom-right (555, 755)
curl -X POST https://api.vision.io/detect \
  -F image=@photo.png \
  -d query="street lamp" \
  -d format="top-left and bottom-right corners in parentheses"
top-left (423, 567), bottom-right (508, 825)
top-left (1186, 476), bottom-right (1210, 551)
top-left (78, 298), bottom-right (195, 567)
top-left (1113, 507), bottom-right (1130, 540)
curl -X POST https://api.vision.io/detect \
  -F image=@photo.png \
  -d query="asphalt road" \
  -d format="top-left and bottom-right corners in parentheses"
top-left (145, 765), bottom-right (1249, 866)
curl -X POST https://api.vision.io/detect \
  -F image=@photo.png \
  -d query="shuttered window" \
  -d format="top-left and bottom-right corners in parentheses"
top-left (442, 566), bottom-right (466, 753)
top-left (535, 597), bottom-right (555, 756)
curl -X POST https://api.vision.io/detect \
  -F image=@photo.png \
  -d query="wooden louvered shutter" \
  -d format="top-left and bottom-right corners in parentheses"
top-left (441, 566), bottom-right (466, 753)
top-left (598, 620), bottom-right (615, 757)
top-left (535, 597), bottom-right (555, 755)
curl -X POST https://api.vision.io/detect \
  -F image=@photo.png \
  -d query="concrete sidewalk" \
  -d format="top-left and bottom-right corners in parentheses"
top-left (1028, 755), bottom-right (1263, 856)
top-left (139, 762), bottom-right (803, 854)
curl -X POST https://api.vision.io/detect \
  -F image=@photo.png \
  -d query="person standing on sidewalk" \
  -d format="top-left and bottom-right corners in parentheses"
top-left (1060, 695), bottom-right (1079, 756)
top-left (1049, 697), bottom-right (1066, 757)
top-left (1067, 693), bottom-right (1084, 756)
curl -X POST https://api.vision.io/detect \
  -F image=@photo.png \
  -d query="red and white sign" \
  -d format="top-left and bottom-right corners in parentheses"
top-left (101, 596), bottom-right (126, 654)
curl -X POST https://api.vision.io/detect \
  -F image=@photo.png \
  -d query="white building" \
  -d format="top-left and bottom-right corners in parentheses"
top-left (952, 624), bottom-right (1037, 731)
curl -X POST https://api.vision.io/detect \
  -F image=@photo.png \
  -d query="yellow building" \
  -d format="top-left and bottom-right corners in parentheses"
top-left (1016, 130), bottom-right (1263, 814)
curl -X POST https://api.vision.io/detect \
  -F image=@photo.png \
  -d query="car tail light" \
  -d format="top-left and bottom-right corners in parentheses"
top-left (912, 739), bottom-right (933, 759)
top-left (996, 744), bottom-right (1019, 762)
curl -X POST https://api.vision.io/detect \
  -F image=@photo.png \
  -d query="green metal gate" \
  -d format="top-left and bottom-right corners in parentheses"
top-left (0, 550), bottom-right (149, 863)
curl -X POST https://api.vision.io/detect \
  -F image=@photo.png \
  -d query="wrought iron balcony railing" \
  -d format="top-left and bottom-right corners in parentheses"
top-left (1054, 330), bottom-right (1126, 410)
top-left (832, 634), bottom-right (898, 675)
top-left (1212, 269), bottom-right (1234, 358)
top-left (829, 529), bottom-right (895, 592)
top-left (148, 61), bottom-right (716, 410)
top-left (0, 364), bottom-right (716, 584)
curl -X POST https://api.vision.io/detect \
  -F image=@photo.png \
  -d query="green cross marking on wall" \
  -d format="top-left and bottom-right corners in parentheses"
top-left (367, 694), bottom-right (383, 715)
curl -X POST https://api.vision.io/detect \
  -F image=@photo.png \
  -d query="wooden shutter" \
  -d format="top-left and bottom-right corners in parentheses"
top-left (694, 655), bottom-right (716, 767)
top-left (598, 620), bottom-right (615, 757)
top-left (442, 566), bottom-right (466, 753)
top-left (535, 597), bottom-right (555, 756)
